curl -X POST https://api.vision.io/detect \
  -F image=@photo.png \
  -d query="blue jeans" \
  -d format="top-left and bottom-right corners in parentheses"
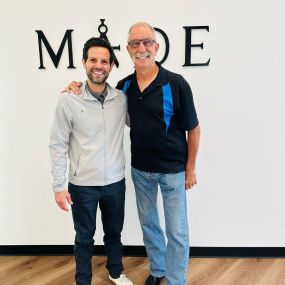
top-left (131, 167), bottom-right (189, 285)
top-left (68, 179), bottom-right (125, 285)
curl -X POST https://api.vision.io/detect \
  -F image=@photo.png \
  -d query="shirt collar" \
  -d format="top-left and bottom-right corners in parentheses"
top-left (80, 81), bottom-right (109, 101)
top-left (132, 61), bottom-right (168, 88)
top-left (85, 82), bottom-right (107, 99)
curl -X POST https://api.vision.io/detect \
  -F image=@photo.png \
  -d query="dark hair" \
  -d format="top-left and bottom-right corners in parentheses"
top-left (82, 37), bottom-right (115, 64)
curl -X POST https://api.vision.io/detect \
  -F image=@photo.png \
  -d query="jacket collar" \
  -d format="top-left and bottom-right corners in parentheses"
top-left (79, 81), bottom-right (118, 101)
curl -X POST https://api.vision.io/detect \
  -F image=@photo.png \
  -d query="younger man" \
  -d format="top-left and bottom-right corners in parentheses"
top-left (49, 37), bottom-right (132, 285)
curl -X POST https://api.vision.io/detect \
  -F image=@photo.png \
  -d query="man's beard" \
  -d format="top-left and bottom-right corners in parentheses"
top-left (87, 69), bottom-right (109, 84)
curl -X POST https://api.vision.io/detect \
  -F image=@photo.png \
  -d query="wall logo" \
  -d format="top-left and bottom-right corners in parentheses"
top-left (35, 19), bottom-right (210, 69)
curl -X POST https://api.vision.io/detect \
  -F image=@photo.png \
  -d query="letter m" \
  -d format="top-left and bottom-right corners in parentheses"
top-left (35, 30), bottom-right (75, 69)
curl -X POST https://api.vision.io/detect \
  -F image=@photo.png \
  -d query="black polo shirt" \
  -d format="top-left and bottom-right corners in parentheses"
top-left (116, 62), bottom-right (199, 173)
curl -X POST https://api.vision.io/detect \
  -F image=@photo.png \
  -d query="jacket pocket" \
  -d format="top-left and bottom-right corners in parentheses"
top-left (74, 153), bottom-right (81, 176)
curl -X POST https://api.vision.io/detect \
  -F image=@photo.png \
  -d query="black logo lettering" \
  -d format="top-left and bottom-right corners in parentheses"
top-left (98, 19), bottom-right (120, 67)
top-left (35, 29), bottom-right (75, 69)
top-left (154, 27), bottom-right (170, 64)
top-left (183, 26), bottom-right (210, 67)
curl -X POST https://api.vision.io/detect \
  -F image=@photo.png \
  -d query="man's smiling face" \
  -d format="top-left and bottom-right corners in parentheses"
top-left (83, 46), bottom-right (113, 85)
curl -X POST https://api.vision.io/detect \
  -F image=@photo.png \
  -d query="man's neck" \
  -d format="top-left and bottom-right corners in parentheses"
top-left (136, 63), bottom-right (158, 82)
top-left (87, 80), bottom-right (106, 94)
top-left (135, 63), bottom-right (159, 92)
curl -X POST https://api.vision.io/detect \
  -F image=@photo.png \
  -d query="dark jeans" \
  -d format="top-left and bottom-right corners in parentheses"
top-left (68, 179), bottom-right (125, 285)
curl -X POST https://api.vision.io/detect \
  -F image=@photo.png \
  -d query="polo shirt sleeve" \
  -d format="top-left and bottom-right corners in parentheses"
top-left (116, 80), bottom-right (123, 90)
top-left (177, 75), bottom-right (199, 131)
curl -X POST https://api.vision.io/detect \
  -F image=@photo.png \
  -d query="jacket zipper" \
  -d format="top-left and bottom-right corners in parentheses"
top-left (102, 102), bottom-right (106, 183)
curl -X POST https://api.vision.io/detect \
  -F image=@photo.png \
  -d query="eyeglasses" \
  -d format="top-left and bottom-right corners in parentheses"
top-left (128, 38), bottom-right (156, 48)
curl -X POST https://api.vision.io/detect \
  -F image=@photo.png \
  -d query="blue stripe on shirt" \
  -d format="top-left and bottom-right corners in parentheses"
top-left (162, 83), bottom-right (174, 132)
top-left (122, 80), bottom-right (131, 94)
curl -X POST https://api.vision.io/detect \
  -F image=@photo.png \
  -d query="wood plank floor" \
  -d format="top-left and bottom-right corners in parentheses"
top-left (1, 256), bottom-right (285, 284)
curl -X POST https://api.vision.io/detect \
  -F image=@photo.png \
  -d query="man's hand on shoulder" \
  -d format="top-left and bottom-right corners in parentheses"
top-left (55, 189), bottom-right (73, 211)
top-left (61, 81), bottom-right (83, 95)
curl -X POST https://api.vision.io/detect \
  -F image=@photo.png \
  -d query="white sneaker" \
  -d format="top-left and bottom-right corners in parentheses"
top-left (109, 274), bottom-right (133, 285)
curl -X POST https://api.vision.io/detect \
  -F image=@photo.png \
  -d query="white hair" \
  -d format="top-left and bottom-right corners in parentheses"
top-left (127, 22), bottom-right (156, 43)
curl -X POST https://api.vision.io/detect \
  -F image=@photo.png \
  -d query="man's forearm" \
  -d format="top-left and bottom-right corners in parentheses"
top-left (186, 125), bottom-right (201, 169)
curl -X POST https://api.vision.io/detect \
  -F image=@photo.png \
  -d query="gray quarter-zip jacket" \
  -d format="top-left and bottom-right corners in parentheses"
top-left (49, 82), bottom-right (127, 192)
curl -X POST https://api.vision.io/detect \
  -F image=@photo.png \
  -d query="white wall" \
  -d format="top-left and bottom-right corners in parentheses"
top-left (0, 0), bottom-right (284, 246)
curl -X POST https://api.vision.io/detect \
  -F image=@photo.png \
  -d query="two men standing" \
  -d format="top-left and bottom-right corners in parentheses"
top-left (50, 22), bottom-right (200, 285)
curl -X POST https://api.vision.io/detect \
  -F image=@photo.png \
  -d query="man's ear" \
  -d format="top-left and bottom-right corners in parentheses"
top-left (82, 59), bottom-right (86, 69)
top-left (155, 43), bottom-right (159, 55)
top-left (126, 45), bottom-right (131, 56)
top-left (110, 62), bottom-right (114, 71)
